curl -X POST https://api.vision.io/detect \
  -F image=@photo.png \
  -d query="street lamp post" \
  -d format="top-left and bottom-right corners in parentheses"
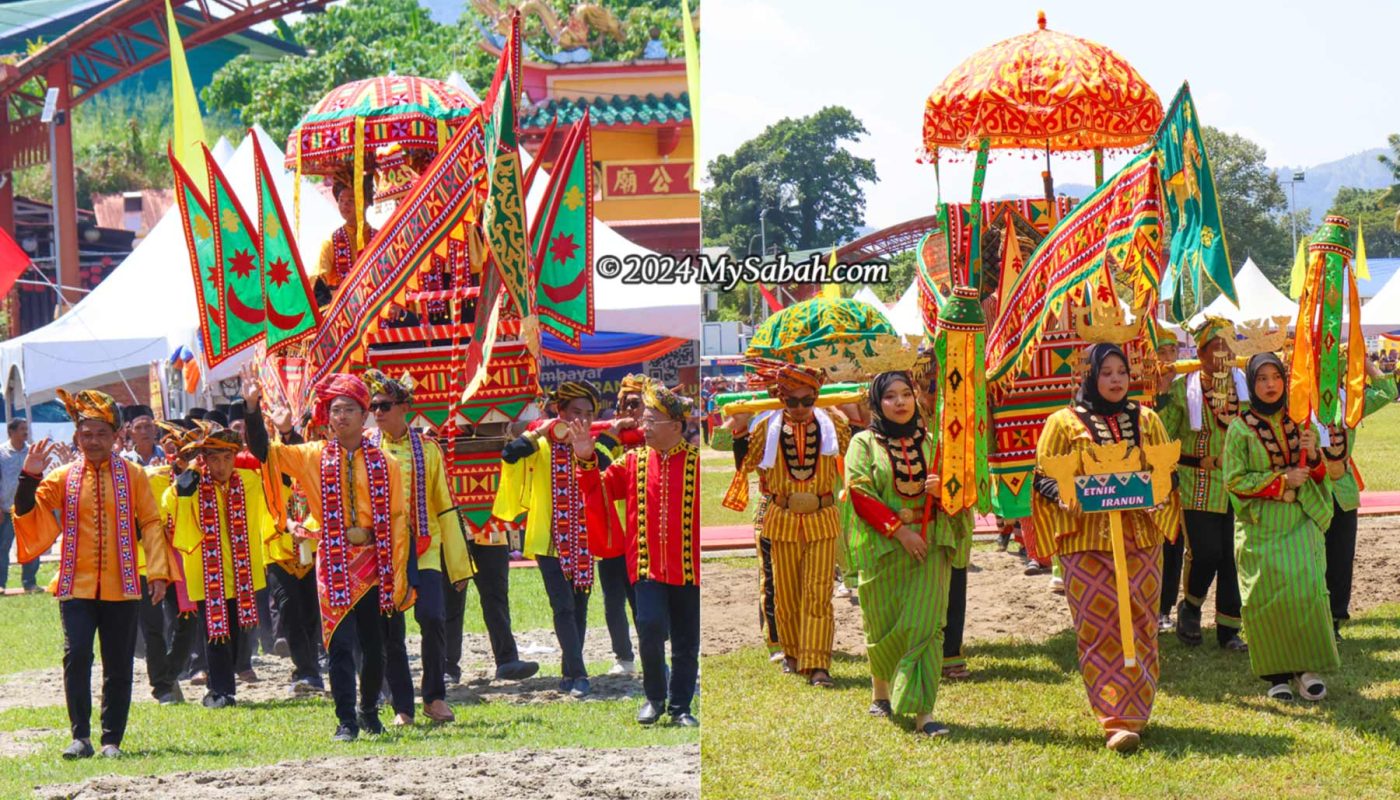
top-left (1288, 170), bottom-right (1306, 255)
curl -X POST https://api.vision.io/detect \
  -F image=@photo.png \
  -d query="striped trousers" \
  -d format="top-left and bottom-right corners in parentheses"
top-left (771, 536), bottom-right (836, 673)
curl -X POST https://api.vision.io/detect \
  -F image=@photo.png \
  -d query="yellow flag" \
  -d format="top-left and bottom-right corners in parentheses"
top-left (821, 247), bottom-right (841, 300)
top-left (167, 0), bottom-right (208, 196)
top-left (680, 0), bottom-right (700, 166)
top-left (1356, 221), bottom-right (1370, 280)
top-left (1289, 235), bottom-right (1308, 299)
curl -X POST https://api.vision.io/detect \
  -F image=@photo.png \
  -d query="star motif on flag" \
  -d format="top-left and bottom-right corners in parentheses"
top-left (228, 249), bottom-right (256, 279)
top-left (268, 257), bottom-right (291, 286)
top-left (549, 232), bottom-right (579, 264)
top-left (561, 185), bottom-right (585, 212)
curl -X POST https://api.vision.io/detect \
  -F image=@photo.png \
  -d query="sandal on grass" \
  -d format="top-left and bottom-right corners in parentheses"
top-left (917, 720), bottom-right (950, 737)
top-left (868, 699), bottom-right (892, 718)
top-left (808, 670), bottom-right (834, 688)
top-left (1267, 683), bottom-right (1295, 702)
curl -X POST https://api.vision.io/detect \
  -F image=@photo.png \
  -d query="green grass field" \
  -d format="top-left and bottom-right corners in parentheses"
top-left (701, 605), bottom-right (1400, 799)
top-left (0, 563), bottom-right (697, 798)
top-left (1347, 402), bottom-right (1400, 491)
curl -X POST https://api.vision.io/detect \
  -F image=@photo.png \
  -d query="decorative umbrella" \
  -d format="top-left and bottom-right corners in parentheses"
top-left (285, 75), bottom-right (479, 246)
top-left (745, 298), bottom-right (899, 366)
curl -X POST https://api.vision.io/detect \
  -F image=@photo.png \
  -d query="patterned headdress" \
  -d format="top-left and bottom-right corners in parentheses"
top-left (1192, 315), bottom-right (1234, 350)
top-left (179, 420), bottom-right (242, 459)
top-left (619, 373), bottom-right (652, 397)
top-left (156, 420), bottom-right (200, 453)
top-left (56, 388), bottom-right (120, 429)
top-left (311, 373), bottom-right (370, 426)
top-left (644, 383), bottom-right (692, 422)
top-left (743, 357), bottom-right (826, 397)
top-left (553, 380), bottom-right (602, 412)
top-left (362, 369), bottom-right (413, 404)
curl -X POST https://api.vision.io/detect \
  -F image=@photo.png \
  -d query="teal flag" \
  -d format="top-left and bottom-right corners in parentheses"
top-left (1157, 83), bottom-right (1235, 321)
top-left (253, 133), bottom-right (319, 352)
top-left (530, 116), bottom-right (594, 347)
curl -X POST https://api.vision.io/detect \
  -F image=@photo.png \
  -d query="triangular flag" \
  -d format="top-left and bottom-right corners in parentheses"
top-left (680, 0), bottom-right (700, 163)
top-left (530, 115), bottom-right (594, 347)
top-left (0, 224), bottom-right (31, 299)
top-left (204, 145), bottom-right (265, 361)
top-left (1289, 235), bottom-right (1309, 300)
top-left (820, 247), bottom-right (841, 300)
top-left (166, 0), bottom-right (208, 198)
top-left (1356, 221), bottom-right (1370, 281)
top-left (253, 133), bottom-right (320, 353)
top-left (171, 145), bottom-right (223, 360)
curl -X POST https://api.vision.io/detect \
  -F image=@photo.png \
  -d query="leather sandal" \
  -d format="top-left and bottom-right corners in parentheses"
top-left (808, 670), bottom-right (834, 688)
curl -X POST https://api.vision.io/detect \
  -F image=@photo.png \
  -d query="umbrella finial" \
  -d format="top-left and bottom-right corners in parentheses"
top-left (1037, 10), bottom-right (1047, 29)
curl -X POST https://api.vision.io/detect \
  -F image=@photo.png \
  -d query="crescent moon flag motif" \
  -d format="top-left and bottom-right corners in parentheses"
top-left (203, 144), bottom-right (265, 363)
top-left (253, 133), bottom-right (320, 352)
top-left (171, 146), bottom-right (224, 361)
top-left (528, 113), bottom-right (595, 348)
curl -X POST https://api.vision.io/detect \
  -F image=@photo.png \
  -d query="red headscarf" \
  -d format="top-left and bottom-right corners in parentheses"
top-left (312, 373), bottom-right (370, 426)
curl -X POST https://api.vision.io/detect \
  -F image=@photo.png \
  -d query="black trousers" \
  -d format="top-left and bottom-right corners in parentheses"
top-left (1325, 500), bottom-right (1358, 623)
top-left (942, 566), bottom-right (967, 663)
top-left (327, 588), bottom-right (386, 729)
top-left (267, 564), bottom-right (322, 682)
top-left (1183, 508), bottom-right (1242, 643)
top-left (537, 556), bottom-right (590, 679)
top-left (382, 566), bottom-right (451, 713)
top-left (758, 535), bottom-right (779, 650)
top-left (448, 542), bottom-right (520, 676)
top-left (1160, 535), bottom-right (1185, 616)
top-left (382, 611), bottom-right (415, 716)
top-left (199, 600), bottom-right (243, 699)
top-left (598, 555), bottom-right (636, 663)
top-left (139, 576), bottom-right (196, 698)
top-left (60, 598), bottom-right (139, 746)
top-left (635, 580), bottom-right (700, 716)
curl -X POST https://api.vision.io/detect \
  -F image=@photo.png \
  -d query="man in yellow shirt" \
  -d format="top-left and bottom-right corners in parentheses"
top-left (240, 366), bottom-right (412, 742)
top-left (14, 389), bottom-right (174, 759)
top-left (364, 370), bottom-right (474, 724)
top-left (170, 424), bottom-right (276, 709)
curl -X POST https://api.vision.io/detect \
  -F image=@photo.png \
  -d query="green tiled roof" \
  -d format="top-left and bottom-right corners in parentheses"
top-left (521, 92), bottom-right (690, 129)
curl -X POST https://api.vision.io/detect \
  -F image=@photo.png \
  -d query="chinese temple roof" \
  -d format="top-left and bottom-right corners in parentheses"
top-left (521, 92), bottom-right (690, 130)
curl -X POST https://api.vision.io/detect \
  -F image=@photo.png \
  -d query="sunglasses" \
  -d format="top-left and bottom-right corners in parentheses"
top-left (784, 395), bottom-right (817, 409)
top-left (369, 401), bottom-right (398, 413)
top-left (622, 398), bottom-right (643, 411)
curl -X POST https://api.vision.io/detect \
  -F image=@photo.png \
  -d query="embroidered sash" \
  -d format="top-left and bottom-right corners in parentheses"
top-left (371, 428), bottom-right (431, 556)
top-left (549, 440), bottom-right (592, 591)
top-left (197, 475), bottom-right (258, 640)
top-left (57, 455), bottom-right (137, 599)
top-left (320, 440), bottom-right (396, 614)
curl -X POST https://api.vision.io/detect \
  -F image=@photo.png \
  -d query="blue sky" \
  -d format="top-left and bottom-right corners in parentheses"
top-left (702, 0), bottom-right (1400, 229)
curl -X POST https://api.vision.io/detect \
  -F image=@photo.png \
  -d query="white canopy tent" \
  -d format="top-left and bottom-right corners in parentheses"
top-left (1360, 265), bottom-right (1400, 335)
top-left (852, 285), bottom-right (882, 308)
top-left (1186, 258), bottom-right (1295, 327)
top-left (887, 280), bottom-right (923, 337)
top-left (0, 127), bottom-right (343, 404)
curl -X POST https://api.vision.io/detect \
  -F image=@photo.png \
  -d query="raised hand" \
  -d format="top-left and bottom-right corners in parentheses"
top-left (269, 403), bottom-right (294, 434)
top-left (23, 438), bottom-right (55, 474)
top-left (239, 362), bottom-right (262, 408)
top-left (566, 418), bottom-right (595, 459)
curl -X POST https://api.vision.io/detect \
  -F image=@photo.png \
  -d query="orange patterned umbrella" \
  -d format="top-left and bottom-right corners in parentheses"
top-left (921, 11), bottom-right (1162, 155)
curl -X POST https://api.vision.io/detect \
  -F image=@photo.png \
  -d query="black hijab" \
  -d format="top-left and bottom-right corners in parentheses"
top-left (868, 371), bottom-right (921, 439)
top-left (1076, 343), bottom-right (1131, 416)
top-left (1246, 353), bottom-right (1287, 416)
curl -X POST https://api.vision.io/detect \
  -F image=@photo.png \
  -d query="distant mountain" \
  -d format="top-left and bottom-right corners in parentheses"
top-left (1275, 148), bottom-right (1391, 225)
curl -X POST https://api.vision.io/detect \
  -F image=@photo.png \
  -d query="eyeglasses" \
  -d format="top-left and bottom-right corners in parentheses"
top-left (368, 401), bottom-right (397, 413)
top-left (784, 395), bottom-right (817, 409)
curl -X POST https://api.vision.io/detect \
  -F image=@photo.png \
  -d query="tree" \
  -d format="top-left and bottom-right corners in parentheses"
top-left (11, 85), bottom-right (240, 209)
top-left (202, 0), bottom-right (692, 144)
top-left (702, 107), bottom-right (878, 254)
top-left (1201, 126), bottom-right (1295, 286)
top-left (203, 0), bottom-right (495, 144)
top-left (1378, 133), bottom-right (1400, 228)
top-left (1328, 186), bottom-right (1400, 258)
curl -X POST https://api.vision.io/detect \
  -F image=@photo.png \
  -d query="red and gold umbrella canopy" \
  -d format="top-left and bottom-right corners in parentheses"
top-left (921, 11), bottom-right (1162, 155)
top-left (285, 75), bottom-right (478, 175)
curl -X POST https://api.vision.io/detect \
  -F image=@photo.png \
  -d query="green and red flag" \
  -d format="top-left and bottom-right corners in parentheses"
top-left (171, 145), bottom-right (223, 361)
top-left (481, 10), bottom-right (531, 320)
top-left (204, 145), bottom-right (265, 361)
top-left (529, 114), bottom-right (594, 348)
top-left (252, 133), bottom-right (319, 352)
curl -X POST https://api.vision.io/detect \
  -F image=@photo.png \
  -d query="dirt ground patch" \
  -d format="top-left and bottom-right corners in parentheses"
top-left (0, 626), bottom-right (640, 713)
top-left (0, 727), bottom-right (57, 758)
top-left (703, 515), bottom-right (1400, 657)
top-left (38, 744), bottom-right (698, 800)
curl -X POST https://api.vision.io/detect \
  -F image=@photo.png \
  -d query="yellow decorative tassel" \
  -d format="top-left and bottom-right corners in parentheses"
top-left (354, 116), bottom-right (366, 251)
top-left (1289, 236), bottom-right (1308, 300)
top-left (1356, 221), bottom-right (1370, 281)
top-left (1345, 266), bottom-right (1366, 428)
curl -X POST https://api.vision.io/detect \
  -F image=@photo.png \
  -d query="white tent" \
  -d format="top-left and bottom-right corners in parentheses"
top-left (0, 127), bottom-right (343, 403)
top-left (1186, 258), bottom-right (1295, 327)
top-left (1359, 266), bottom-right (1400, 335)
top-left (852, 285), bottom-right (882, 308)
top-left (886, 280), bottom-right (923, 337)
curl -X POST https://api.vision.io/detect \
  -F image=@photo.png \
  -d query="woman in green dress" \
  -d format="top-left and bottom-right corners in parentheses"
top-left (844, 371), bottom-right (973, 737)
top-left (1223, 353), bottom-right (1339, 701)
